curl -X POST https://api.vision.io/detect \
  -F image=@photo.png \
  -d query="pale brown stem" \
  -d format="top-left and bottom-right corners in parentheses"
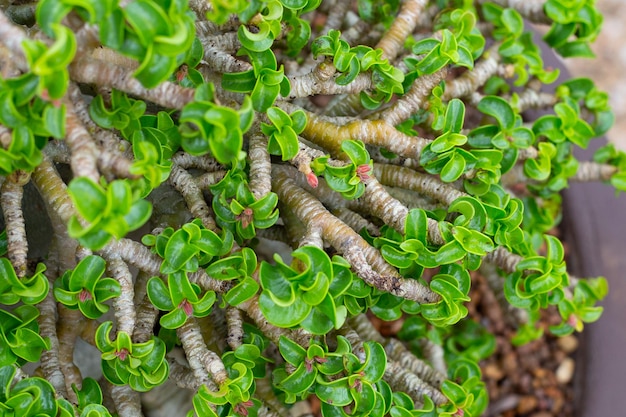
top-left (272, 167), bottom-right (439, 303)
top-left (247, 128), bottom-right (273, 200)
top-left (169, 163), bottom-right (219, 232)
top-left (177, 318), bottom-right (228, 389)
top-left (375, 0), bottom-right (429, 61)
top-left (1, 171), bottom-right (30, 277)
top-left (70, 57), bottom-right (195, 110)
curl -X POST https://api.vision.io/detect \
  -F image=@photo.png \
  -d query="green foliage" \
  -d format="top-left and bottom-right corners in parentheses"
top-left (179, 83), bottom-right (253, 164)
top-left (482, 4), bottom-right (559, 85)
top-left (204, 247), bottom-right (260, 306)
top-left (0, 365), bottom-right (58, 416)
top-left (95, 321), bottom-right (169, 392)
top-left (0, 73), bottom-right (65, 175)
top-left (53, 255), bottom-right (121, 319)
top-left (312, 30), bottom-right (404, 108)
top-left (0, 305), bottom-right (50, 366)
top-left (142, 218), bottom-right (233, 274)
top-left (406, 9), bottom-right (484, 77)
top-left (311, 140), bottom-right (373, 199)
top-left (222, 49), bottom-right (291, 112)
top-left (147, 272), bottom-right (216, 329)
top-left (37, 0), bottom-right (196, 88)
top-left (67, 177), bottom-right (152, 250)
top-left (544, 0), bottom-right (603, 58)
top-left (262, 107), bottom-right (307, 161)
top-left (210, 169), bottom-right (280, 241)
top-left (189, 344), bottom-right (266, 417)
top-left (0, 259), bottom-right (48, 305)
top-left (258, 246), bottom-right (354, 334)
top-left (72, 378), bottom-right (113, 417)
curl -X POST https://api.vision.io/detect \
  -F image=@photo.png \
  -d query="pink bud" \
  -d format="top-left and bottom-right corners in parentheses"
top-left (356, 164), bottom-right (371, 181)
top-left (79, 289), bottom-right (92, 303)
top-left (116, 348), bottom-right (129, 361)
top-left (179, 299), bottom-right (194, 317)
top-left (306, 171), bottom-right (319, 188)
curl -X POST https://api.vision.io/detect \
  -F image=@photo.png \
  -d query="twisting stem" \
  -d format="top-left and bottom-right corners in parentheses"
top-left (63, 96), bottom-right (101, 183)
top-left (177, 317), bottom-right (228, 389)
top-left (226, 306), bottom-right (245, 350)
top-left (169, 163), bottom-right (219, 232)
top-left (101, 251), bottom-right (136, 336)
top-left (247, 126), bottom-right (273, 199)
top-left (1, 170), bottom-right (30, 277)
top-left (109, 383), bottom-right (144, 417)
top-left (70, 57), bottom-right (195, 110)
top-left (38, 268), bottom-right (69, 399)
top-left (374, 68), bottom-right (447, 126)
top-left (375, 0), bottom-right (429, 61)
top-left (272, 167), bottom-right (439, 303)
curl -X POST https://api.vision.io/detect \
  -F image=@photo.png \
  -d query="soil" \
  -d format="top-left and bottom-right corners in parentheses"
top-left (467, 272), bottom-right (577, 417)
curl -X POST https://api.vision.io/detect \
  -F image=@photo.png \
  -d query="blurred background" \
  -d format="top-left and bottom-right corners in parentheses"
top-left (565, 0), bottom-right (626, 149)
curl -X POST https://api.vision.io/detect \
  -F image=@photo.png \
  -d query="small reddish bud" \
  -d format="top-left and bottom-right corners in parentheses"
top-left (79, 289), bottom-right (92, 303)
top-left (40, 90), bottom-right (61, 108)
top-left (306, 171), bottom-right (319, 188)
top-left (314, 356), bottom-right (327, 364)
top-left (234, 400), bottom-right (254, 416)
top-left (305, 358), bottom-right (314, 372)
top-left (176, 64), bottom-right (188, 83)
top-left (453, 409), bottom-right (464, 417)
top-left (356, 164), bottom-right (371, 181)
top-left (237, 208), bottom-right (254, 229)
top-left (115, 348), bottom-right (129, 361)
top-left (179, 299), bottom-right (194, 317)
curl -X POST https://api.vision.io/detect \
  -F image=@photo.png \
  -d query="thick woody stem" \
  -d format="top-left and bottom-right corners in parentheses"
top-left (70, 57), bottom-right (195, 110)
top-left (63, 98), bottom-right (101, 183)
top-left (57, 307), bottom-right (85, 399)
top-left (300, 109), bottom-right (431, 161)
top-left (332, 207), bottom-right (381, 237)
top-left (104, 238), bottom-right (163, 276)
top-left (375, 0), bottom-right (429, 61)
top-left (570, 161), bottom-right (617, 182)
top-left (38, 270), bottom-right (69, 398)
top-left (374, 68), bottom-right (447, 126)
top-left (109, 383), bottom-right (144, 417)
top-left (1, 171), bottom-right (30, 277)
top-left (31, 156), bottom-right (76, 226)
top-left (172, 152), bottom-right (224, 172)
top-left (169, 163), bottom-right (219, 232)
top-left (177, 318), bottom-right (228, 389)
top-left (195, 171), bottom-right (228, 189)
top-left (247, 128), bottom-right (273, 200)
top-left (287, 62), bottom-right (373, 99)
top-left (0, 11), bottom-right (28, 68)
top-left (442, 45), bottom-right (501, 101)
top-left (167, 356), bottom-right (200, 390)
top-left (101, 252), bottom-right (136, 335)
top-left (273, 168), bottom-right (439, 303)
top-left (373, 163), bottom-right (465, 205)
top-left (480, 262), bottom-right (528, 326)
top-left (66, 83), bottom-right (135, 177)
top-left (226, 306), bottom-right (245, 350)
top-left (385, 361), bottom-right (448, 406)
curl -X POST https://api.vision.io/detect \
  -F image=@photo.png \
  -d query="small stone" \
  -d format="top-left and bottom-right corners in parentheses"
top-left (502, 352), bottom-right (517, 374)
top-left (517, 395), bottom-right (538, 414)
top-left (557, 335), bottom-right (579, 353)
top-left (483, 363), bottom-right (505, 380)
top-left (556, 357), bottom-right (575, 384)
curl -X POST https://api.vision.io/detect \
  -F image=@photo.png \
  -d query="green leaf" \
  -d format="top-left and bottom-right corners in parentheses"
top-left (478, 96), bottom-right (515, 131)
